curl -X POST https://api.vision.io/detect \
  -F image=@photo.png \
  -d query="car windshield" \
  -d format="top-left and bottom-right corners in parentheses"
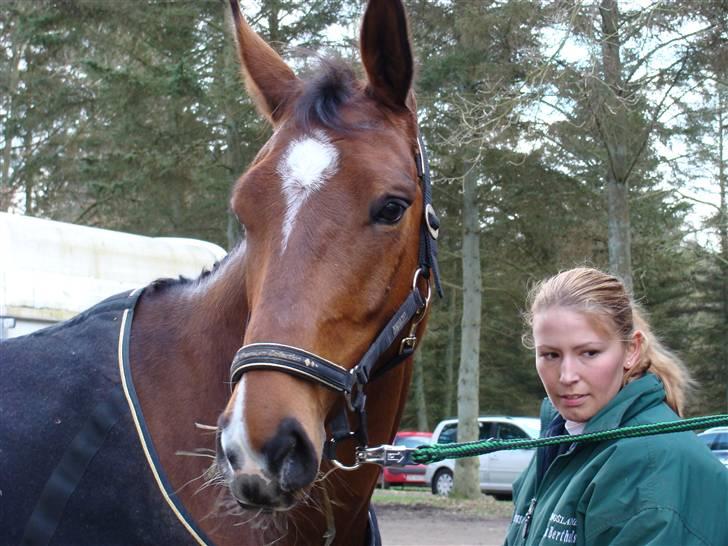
top-left (436, 419), bottom-right (541, 443)
top-left (395, 436), bottom-right (431, 448)
top-left (710, 433), bottom-right (728, 451)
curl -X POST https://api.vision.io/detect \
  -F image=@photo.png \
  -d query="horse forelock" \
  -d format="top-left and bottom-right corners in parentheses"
top-left (293, 56), bottom-right (360, 133)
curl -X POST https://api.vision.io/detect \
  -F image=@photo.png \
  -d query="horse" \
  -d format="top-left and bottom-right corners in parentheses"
top-left (0, 0), bottom-right (441, 544)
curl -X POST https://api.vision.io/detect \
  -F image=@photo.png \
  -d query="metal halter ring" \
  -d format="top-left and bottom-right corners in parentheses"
top-left (326, 435), bottom-right (362, 471)
top-left (411, 268), bottom-right (432, 313)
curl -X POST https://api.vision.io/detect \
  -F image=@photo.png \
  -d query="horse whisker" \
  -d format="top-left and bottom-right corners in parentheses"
top-left (195, 422), bottom-right (219, 431)
top-left (233, 507), bottom-right (266, 527)
top-left (263, 532), bottom-right (287, 546)
top-left (176, 450), bottom-right (216, 459)
top-left (173, 466), bottom-right (218, 496)
top-left (314, 465), bottom-right (340, 483)
top-left (195, 475), bottom-right (226, 495)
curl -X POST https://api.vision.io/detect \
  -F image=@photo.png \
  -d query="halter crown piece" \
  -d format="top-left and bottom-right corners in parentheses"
top-left (229, 133), bottom-right (442, 469)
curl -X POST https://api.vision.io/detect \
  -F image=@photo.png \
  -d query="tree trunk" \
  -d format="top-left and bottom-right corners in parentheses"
top-left (454, 166), bottom-right (481, 499)
top-left (224, 33), bottom-right (244, 250)
top-left (600, 0), bottom-right (633, 292)
top-left (267, 1), bottom-right (281, 43)
top-left (718, 86), bottom-right (728, 412)
top-left (2, 36), bottom-right (27, 211)
top-left (607, 173), bottom-right (632, 292)
top-left (413, 355), bottom-right (429, 432)
top-left (444, 290), bottom-right (458, 417)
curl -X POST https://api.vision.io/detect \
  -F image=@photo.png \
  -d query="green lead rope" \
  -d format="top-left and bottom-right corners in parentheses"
top-left (410, 414), bottom-right (728, 465)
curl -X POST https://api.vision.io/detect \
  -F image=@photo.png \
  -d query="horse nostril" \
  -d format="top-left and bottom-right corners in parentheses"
top-left (263, 417), bottom-right (318, 492)
top-left (225, 449), bottom-right (241, 470)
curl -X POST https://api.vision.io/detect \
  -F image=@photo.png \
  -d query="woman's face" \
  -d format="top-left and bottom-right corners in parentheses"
top-left (532, 306), bottom-right (640, 423)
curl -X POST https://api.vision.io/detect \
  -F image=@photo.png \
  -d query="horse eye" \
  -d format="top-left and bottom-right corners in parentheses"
top-left (374, 199), bottom-right (409, 224)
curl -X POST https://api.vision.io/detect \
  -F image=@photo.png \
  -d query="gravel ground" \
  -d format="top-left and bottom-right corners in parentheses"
top-left (371, 489), bottom-right (511, 546)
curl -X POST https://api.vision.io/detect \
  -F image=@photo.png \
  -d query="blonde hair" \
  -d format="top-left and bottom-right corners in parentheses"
top-left (523, 267), bottom-right (693, 415)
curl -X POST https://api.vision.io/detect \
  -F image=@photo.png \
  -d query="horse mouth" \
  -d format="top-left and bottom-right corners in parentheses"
top-left (213, 449), bottom-right (304, 511)
top-left (226, 474), bottom-right (300, 511)
top-left (234, 497), bottom-right (293, 513)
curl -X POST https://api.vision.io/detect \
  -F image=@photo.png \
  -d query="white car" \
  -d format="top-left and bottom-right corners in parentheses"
top-left (697, 426), bottom-right (728, 468)
top-left (424, 416), bottom-right (541, 499)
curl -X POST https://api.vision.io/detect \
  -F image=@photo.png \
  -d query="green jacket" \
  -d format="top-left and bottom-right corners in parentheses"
top-left (504, 374), bottom-right (728, 546)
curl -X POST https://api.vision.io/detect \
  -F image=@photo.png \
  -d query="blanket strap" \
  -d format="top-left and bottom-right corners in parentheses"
top-left (21, 391), bottom-right (126, 546)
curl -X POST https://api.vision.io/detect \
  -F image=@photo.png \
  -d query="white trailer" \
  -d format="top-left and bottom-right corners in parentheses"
top-left (0, 212), bottom-right (227, 339)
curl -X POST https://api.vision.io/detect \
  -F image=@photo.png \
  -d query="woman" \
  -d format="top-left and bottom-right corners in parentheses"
top-left (504, 267), bottom-right (728, 546)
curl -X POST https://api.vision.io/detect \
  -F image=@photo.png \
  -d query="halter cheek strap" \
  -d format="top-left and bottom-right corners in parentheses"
top-left (416, 134), bottom-right (443, 298)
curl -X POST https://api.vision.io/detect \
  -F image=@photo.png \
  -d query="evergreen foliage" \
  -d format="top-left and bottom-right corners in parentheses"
top-left (1, 0), bottom-right (724, 428)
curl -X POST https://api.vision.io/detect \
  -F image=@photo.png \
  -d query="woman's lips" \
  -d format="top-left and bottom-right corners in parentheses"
top-left (560, 394), bottom-right (587, 407)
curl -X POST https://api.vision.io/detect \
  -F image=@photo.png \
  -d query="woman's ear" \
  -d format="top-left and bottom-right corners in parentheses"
top-left (624, 330), bottom-right (643, 371)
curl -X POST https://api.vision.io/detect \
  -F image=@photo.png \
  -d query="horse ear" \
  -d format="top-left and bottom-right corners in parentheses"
top-left (229, 0), bottom-right (299, 124)
top-left (360, 0), bottom-right (414, 111)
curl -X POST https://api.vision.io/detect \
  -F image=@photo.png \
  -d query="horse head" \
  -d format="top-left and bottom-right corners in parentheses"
top-left (216, 0), bottom-right (438, 511)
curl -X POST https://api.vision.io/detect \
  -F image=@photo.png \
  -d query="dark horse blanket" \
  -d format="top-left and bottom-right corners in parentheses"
top-left (0, 290), bottom-right (211, 546)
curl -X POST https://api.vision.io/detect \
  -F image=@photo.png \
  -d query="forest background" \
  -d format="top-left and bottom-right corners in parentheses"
top-left (2, 0), bottom-right (726, 436)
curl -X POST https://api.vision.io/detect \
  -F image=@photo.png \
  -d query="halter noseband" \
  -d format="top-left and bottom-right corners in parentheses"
top-left (228, 133), bottom-right (442, 469)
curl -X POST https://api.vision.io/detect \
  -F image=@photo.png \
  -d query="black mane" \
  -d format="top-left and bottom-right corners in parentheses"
top-left (145, 240), bottom-right (240, 293)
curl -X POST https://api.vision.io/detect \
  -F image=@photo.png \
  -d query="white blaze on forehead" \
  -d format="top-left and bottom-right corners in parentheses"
top-left (277, 130), bottom-right (338, 253)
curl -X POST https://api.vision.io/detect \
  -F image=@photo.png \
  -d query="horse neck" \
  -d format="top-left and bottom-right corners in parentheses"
top-left (132, 241), bottom-right (249, 388)
top-left (128, 244), bottom-right (249, 536)
top-left (129, 241), bottom-right (415, 545)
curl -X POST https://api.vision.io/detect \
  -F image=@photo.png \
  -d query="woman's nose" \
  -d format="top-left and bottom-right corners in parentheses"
top-left (559, 354), bottom-right (580, 384)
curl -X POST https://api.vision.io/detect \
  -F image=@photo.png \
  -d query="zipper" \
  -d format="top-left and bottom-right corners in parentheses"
top-left (521, 497), bottom-right (537, 541)
top-left (520, 415), bottom-right (580, 544)
top-left (522, 444), bottom-right (576, 542)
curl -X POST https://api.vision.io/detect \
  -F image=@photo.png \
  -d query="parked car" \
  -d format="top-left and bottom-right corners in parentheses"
top-left (380, 431), bottom-right (433, 488)
top-left (697, 427), bottom-right (728, 468)
top-left (424, 416), bottom-right (540, 500)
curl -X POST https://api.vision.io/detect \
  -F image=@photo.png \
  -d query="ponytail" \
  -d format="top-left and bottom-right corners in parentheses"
top-left (623, 306), bottom-right (694, 416)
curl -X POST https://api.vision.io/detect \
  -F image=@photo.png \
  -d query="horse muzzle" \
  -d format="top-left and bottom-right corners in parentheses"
top-left (217, 415), bottom-right (320, 509)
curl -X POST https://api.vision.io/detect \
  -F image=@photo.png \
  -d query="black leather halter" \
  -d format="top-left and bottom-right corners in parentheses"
top-left (229, 133), bottom-right (442, 469)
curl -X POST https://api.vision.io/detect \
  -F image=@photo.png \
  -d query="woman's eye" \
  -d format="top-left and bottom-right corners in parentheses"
top-left (540, 352), bottom-right (559, 360)
top-left (374, 199), bottom-right (409, 224)
top-left (583, 350), bottom-right (600, 357)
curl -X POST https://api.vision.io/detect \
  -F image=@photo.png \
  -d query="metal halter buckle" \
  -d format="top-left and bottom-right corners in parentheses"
top-left (399, 335), bottom-right (417, 354)
top-left (355, 445), bottom-right (416, 467)
top-left (399, 269), bottom-right (431, 354)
